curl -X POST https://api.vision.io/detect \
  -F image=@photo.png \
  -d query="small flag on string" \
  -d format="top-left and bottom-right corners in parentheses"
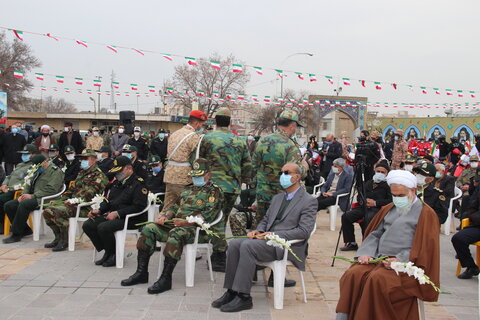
top-left (226, 93), bottom-right (232, 99)
top-left (76, 40), bottom-right (88, 48)
top-left (446, 89), bottom-right (453, 96)
top-left (392, 83), bottom-right (397, 90)
top-left (125, 92), bottom-right (130, 96)
top-left (275, 70), bottom-right (283, 78)
top-left (434, 88), bottom-right (440, 95)
top-left (253, 67), bottom-right (263, 75)
top-left (421, 87), bottom-right (427, 94)
top-left (470, 91), bottom-right (476, 98)
top-left (12, 30), bottom-right (24, 40)
top-left (309, 74), bottom-right (317, 82)
top-left (56, 75), bottom-right (65, 83)
top-left (185, 57), bottom-right (197, 66)
top-left (13, 71), bottom-right (24, 79)
top-left (295, 72), bottom-right (304, 80)
top-left (232, 64), bottom-right (243, 73)
top-left (161, 53), bottom-right (173, 61)
top-left (342, 78), bottom-right (351, 86)
top-left (131, 84), bottom-right (138, 90)
top-left (132, 48), bottom-right (145, 56)
top-left (238, 94), bottom-right (245, 100)
top-left (374, 82), bottom-right (382, 90)
top-left (148, 86), bottom-right (156, 93)
top-left (93, 79), bottom-right (102, 87)
top-left (35, 73), bottom-right (44, 81)
top-left (107, 45), bottom-right (118, 53)
top-left (166, 87), bottom-right (174, 94)
top-left (112, 82), bottom-right (120, 89)
top-left (457, 90), bottom-right (464, 97)
top-left (46, 33), bottom-right (59, 41)
top-left (210, 61), bottom-right (221, 70)
top-left (252, 95), bottom-right (259, 101)
top-left (213, 91), bottom-right (219, 98)
top-left (360, 80), bottom-right (366, 87)
top-left (197, 90), bottom-right (205, 96)
top-left (325, 76), bottom-right (333, 84)
top-left (75, 78), bottom-right (83, 85)
top-left (264, 96), bottom-right (271, 102)
top-left (65, 88), bottom-right (71, 93)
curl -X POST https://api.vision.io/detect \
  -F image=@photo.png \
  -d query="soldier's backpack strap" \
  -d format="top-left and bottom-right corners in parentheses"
top-left (169, 132), bottom-right (196, 160)
top-left (195, 134), bottom-right (206, 160)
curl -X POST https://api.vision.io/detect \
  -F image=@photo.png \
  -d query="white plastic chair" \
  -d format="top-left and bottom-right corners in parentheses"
top-left (113, 202), bottom-right (151, 268)
top-left (312, 177), bottom-right (326, 198)
top-left (147, 192), bottom-right (165, 222)
top-left (32, 184), bottom-right (66, 241)
top-left (258, 224), bottom-right (317, 310)
top-left (328, 193), bottom-right (349, 231)
top-left (157, 211), bottom-right (223, 287)
top-left (418, 299), bottom-right (425, 320)
top-left (443, 187), bottom-right (462, 235)
top-left (68, 201), bottom-right (94, 251)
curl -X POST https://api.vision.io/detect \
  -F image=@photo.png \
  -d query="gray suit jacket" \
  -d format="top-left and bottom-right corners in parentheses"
top-left (257, 187), bottom-right (318, 271)
top-left (321, 166), bottom-right (354, 212)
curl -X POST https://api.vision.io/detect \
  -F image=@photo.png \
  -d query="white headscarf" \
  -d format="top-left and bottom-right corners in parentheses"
top-left (386, 170), bottom-right (416, 189)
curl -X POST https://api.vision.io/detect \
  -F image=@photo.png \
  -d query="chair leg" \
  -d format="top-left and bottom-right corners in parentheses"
top-left (4, 216), bottom-right (10, 236)
top-left (185, 244), bottom-right (196, 287)
top-left (418, 299), bottom-right (425, 320)
top-left (32, 211), bottom-right (41, 241)
top-left (157, 245), bottom-right (165, 279)
top-left (299, 271), bottom-right (307, 303)
top-left (68, 218), bottom-right (76, 252)
top-left (456, 261), bottom-right (462, 277)
top-left (272, 262), bottom-right (286, 310)
top-left (206, 246), bottom-right (214, 282)
top-left (444, 211), bottom-right (452, 236)
top-left (115, 231), bottom-right (125, 269)
top-left (330, 206), bottom-right (337, 231)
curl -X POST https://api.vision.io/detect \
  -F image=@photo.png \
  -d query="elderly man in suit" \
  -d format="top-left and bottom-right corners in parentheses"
top-left (211, 162), bottom-right (318, 312)
top-left (317, 158), bottom-right (354, 212)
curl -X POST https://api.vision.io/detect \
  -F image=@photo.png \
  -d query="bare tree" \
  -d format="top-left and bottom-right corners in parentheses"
top-left (0, 32), bottom-right (41, 111)
top-left (21, 96), bottom-right (77, 113)
top-left (167, 54), bottom-right (250, 117)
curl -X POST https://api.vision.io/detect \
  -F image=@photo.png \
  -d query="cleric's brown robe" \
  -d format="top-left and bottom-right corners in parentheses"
top-left (336, 202), bottom-right (440, 320)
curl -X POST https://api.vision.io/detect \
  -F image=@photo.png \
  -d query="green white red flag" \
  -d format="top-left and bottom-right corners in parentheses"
top-left (148, 85), bottom-right (156, 92)
top-left (13, 71), bottom-right (24, 79)
top-left (161, 53), bottom-right (173, 61)
top-left (470, 91), bottom-right (476, 98)
top-left (254, 67), bottom-right (263, 75)
top-left (185, 57), bottom-right (197, 66)
top-left (13, 30), bottom-right (24, 40)
top-left (166, 87), bottom-right (174, 94)
top-left (232, 64), bottom-right (243, 73)
top-left (76, 40), bottom-right (88, 48)
top-left (275, 69), bottom-right (283, 78)
top-left (197, 90), bottom-right (205, 96)
top-left (434, 88), bottom-right (440, 95)
top-left (421, 87), bottom-right (427, 94)
top-left (458, 90), bottom-right (464, 97)
top-left (264, 96), bottom-right (271, 102)
top-left (238, 94), bottom-right (245, 100)
top-left (342, 78), bottom-right (351, 85)
top-left (112, 82), bottom-right (120, 89)
top-left (93, 79), bottom-right (102, 87)
top-left (106, 45), bottom-right (118, 53)
top-left (213, 92), bottom-right (219, 98)
top-left (56, 75), bottom-right (65, 83)
top-left (75, 78), bottom-right (83, 85)
top-left (446, 89), bottom-right (453, 96)
top-left (374, 82), bottom-right (382, 90)
top-left (132, 48), bottom-right (145, 56)
top-left (35, 73), bottom-right (44, 81)
top-left (131, 84), bottom-right (138, 90)
top-left (295, 72), bottom-right (304, 80)
top-left (210, 61), bottom-right (221, 70)
top-left (325, 76), bottom-right (333, 84)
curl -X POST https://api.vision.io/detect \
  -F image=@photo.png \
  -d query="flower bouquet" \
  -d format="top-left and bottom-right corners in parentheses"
top-left (91, 194), bottom-right (105, 210)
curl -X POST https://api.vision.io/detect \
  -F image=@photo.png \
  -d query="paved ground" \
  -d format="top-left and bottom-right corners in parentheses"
top-left (0, 211), bottom-right (477, 320)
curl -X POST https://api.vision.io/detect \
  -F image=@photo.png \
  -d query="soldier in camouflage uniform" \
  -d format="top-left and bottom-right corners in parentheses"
top-left (252, 110), bottom-right (307, 228)
top-left (391, 129), bottom-right (408, 170)
top-left (199, 107), bottom-right (252, 271)
top-left (42, 149), bottom-right (109, 251)
top-left (121, 158), bottom-right (223, 295)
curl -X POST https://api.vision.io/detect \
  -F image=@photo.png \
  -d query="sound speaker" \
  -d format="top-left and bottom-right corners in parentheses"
top-left (119, 111), bottom-right (135, 135)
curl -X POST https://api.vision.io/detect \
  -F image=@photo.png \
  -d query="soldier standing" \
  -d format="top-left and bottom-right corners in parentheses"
top-left (42, 149), bottom-right (109, 251)
top-left (162, 110), bottom-right (207, 214)
top-left (150, 128), bottom-right (169, 163)
top-left (199, 108), bottom-right (252, 271)
top-left (86, 127), bottom-right (104, 151)
top-left (63, 145), bottom-right (81, 185)
top-left (391, 129), bottom-right (408, 170)
top-left (120, 158), bottom-right (223, 294)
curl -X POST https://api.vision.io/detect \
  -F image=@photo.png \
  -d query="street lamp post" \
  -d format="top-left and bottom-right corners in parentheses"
top-left (280, 52), bottom-right (313, 97)
top-left (89, 97), bottom-right (96, 115)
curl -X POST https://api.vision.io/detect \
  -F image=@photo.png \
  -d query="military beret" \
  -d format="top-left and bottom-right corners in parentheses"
top-left (190, 110), bottom-right (207, 121)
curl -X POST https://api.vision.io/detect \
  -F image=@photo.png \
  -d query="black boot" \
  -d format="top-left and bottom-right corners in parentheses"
top-left (2, 234), bottom-right (22, 244)
top-left (121, 250), bottom-right (150, 286)
top-left (212, 289), bottom-right (237, 308)
top-left (102, 254), bottom-right (116, 267)
top-left (95, 252), bottom-right (111, 265)
top-left (148, 256), bottom-right (177, 294)
top-left (340, 242), bottom-right (358, 251)
top-left (268, 271), bottom-right (296, 287)
top-left (220, 292), bottom-right (253, 312)
top-left (52, 228), bottom-right (68, 252)
top-left (211, 251), bottom-right (226, 272)
top-left (458, 266), bottom-right (480, 279)
top-left (44, 227), bottom-right (61, 248)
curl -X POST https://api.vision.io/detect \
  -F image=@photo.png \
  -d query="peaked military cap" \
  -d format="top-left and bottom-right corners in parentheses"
top-left (215, 107), bottom-right (232, 118)
top-left (405, 154), bottom-right (417, 163)
top-left (76, 149), bottom-right (97, 158)
top-left (109, 156), bottom-right (132, 173)
top-left (96, 146), bottom-right (111, 153)
top-left (64, 145), bottom-right (75, 154)
top-left (149, 155), bottom-right (162, 165)
top-left (279, 109), bottom-right (304, 127)
top-left (48, 144), bottom-right (60, 151)
top-left (32, 154), bottom-right (47, 164)
top-left (413, 162), bottom-right (436, 177)
top-left (188, 158), bottom-right (210, 177)
top-left (18, 144), bottom-right (38, 154)
top-left (122, 144), bottom-right (137, 152)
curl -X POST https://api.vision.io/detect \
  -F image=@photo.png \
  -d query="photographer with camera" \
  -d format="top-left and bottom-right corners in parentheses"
top-left (354, 130), bottom-right (381, 182)
top-left (320, 134), bottom-right (343, 179)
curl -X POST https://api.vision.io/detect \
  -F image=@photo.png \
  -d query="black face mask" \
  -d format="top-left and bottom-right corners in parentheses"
top-left (42, 133), bottom-right (49, 137)
top-left (358, 136), bottom-right (366, 142)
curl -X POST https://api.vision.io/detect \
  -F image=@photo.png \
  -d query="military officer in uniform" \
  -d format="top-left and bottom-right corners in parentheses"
top-left (403, 154), bottom-right (417, 172)
top-left (128, 126), bottom-right (149, 161)
top-left (3, 154), bottom-right (65, 243)
top-left (120, 158), bottom-right (223, 294)
top-left (413, 162), bottom-right (449, 224)
top-left (48, 144), bottom-right (64, 168)
top-left (162, 110), bottom-right (207, 214)
top-left (121, 144), bottom-right (148, 180)
top-left (146, 155), bottom-right (165, 195)
top-left (82, 156), bottom-right (149, 267)
top-left (199, 107), bottom-right (252, 271)
top-left (63, 145), bottom-right (81, 185)
top-left (42, 149), bottom-right (109, 251)
top-left (96, 146), bottom-right (115, 180)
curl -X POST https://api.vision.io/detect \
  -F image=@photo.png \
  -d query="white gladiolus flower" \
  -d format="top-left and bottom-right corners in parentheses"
top-left (390, 261), bottom-right (441, 292)
top-left (90, 194), bottom-right (105, 210)
top-left (66, 197), bottom-right (82, 204)
top-left (148, 192), bottom-right (157, 203)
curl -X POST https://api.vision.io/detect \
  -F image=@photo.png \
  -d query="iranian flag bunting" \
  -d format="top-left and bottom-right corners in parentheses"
top-left (446, 89), bottom-right (453, 96)
top-left (264, 96), bottom-right (271, 102)
top-left (470, 91), bottom-right (476, 98)
top-left (275, 70), bottom-right (283, 78)
top-left (374, 82), bottom-right (382, 90)
top-left (295, 72), bottom-right (304, 80)
top-left (35, 73), bottom-right (44, 81)
top-left (325, 76), bottom-right (333, 84)
top-left (458, 90), bottom-right (464, 97)
top-left (360, 80), bottom-right (366, 87)
top-left (148, 86), bottom-right (156, 92)
top-left (238, 94), bottom-right (245, 100)
top-left (232, 64), bottom-right (243, 73)
top-left (166, 87), bottom-right (174, 94)
top-left (132, 48), bottom-right (145, 56)
top-left (112, 82), bottom-right (120, 89)
top-left (93, 79), bottom-right (102, 87)
top-left (213, 92), bottom-right (219, 98)
top-left (342, 78), bottom-right (351, 86)
top-left (406, 85), bottom-right (413, 90)
top-left (278, 97), bottom-right (284, 103)
top-left (392, 83), bottom-right (397, 90)
top-left (46, 33), bottom-right (59, 41)
top-left (434, 88), bottom-right (440, 95)
top-left (252, 95), bottom-right (258, 101)
top-left (185, 57), bottom-right (197, 66)
top-left (65, 88), bottom-right (71, 93)
top-left (76, 40), bottom-right (88, 48)
top-left (254, 67), bottom-right (263, 75)
top-left (226, 93), bottom-right (232, 99)
top-left (131, 84), bottom-right (138, 90)
top-left (106, 45), bottom-right (118, 53)
top-left (125, 92), bottom-right (130, 97)
top-left (183, 89), bottom-right (189, 95)
top-left (13, 30), bottom-right (24, 40)
top-left (56, 75), bottom-right (65, 83)
top-left (210, 61), bottom-right (221, 70)
top-left (13, 71), bottom-right (24, 79)
top-left (309, 74), bottom-right (317, 82)
top-left (197, 90), bottom-right (205, 96)
top-left (75, 78), bottom-right (83, 85)
top-left (116, 91), bottom-right (121, 96)
top-left (421, 87), bottom-right (427, 94)
top-left (161, 53), bottom-right (173, 61)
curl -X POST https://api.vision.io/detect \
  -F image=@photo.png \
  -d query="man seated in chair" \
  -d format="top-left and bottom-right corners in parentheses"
top-left (42, 149), bottom-right (109, 252)
top-left (120, 158), bottom-right (223, 294)
top-left (317, 158), bottom-right (353, 211)
top-left (336, 170), bottom-right (440, 320)
top-left (212, 162), bottom-right (317, 313)
top-left (82, 156), bottom-right (148, 267)
top-left (3, 155), bottom-right (65, 243)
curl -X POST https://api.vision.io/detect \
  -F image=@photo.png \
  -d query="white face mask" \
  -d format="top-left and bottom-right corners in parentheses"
top-left (93, 131), bottom-right (99, 137)
top-left (64, 127), bottom-right (70, 132)
top-left (332, 167), bottom-right (339, 174)
top-left (416, 174), bottom-right (427, 187)
top-left (97, 153), bottom-right (104, 161)
top-left (118, 128), bottom-right (124, 134)
top-left (66, 154), bottom-right (75, 161)
top-left (404, 164), bottom-right (413, 172)
top-left (134, 132), bottom-right (140, 138)
top-left (373, 172), bottom-right (386, 183)
top-left (471, 162), bottom-right (478, 169)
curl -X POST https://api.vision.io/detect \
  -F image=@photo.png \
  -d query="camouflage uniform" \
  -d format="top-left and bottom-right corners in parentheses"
top-left (199, 115), bottom-right (252, 253)
top-left (137, 180), bottom-right (223, 260)
top-left (391, 130), bottom-right (408, 170)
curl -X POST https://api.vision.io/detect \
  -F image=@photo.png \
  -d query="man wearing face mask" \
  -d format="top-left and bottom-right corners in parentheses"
top-left (96, 146), bottom-right (114, 180)
top-left (34, 125), bottom-right (55, 158)
top-left (434, 163), bottom-right (455, 199)
top-left (3, 155), bottom-right (65, 244)
top-left (58, 122), bottom-right (84, 159)
top-left (150, 128), bottom-right (168, 163)
top-left (121, 144), bottom-right (148, 180)
top-left (162, 110), bottom-right (207, 216)
top-left (317, 158), bottom-right (354, 211)
top-left (456, 155), bottom-right (478, 191)
top-left (3, 124), bottom-right (27, 175)
top-left (86, 127), bottom-right (104, 151)
top-left (336, 170), bottom-right (440, 320)
top-left (110, 125), bottom-right (130, 157)
top-left (146, 155), bottom-right (165, 195)
top-left (413, 162), bottom-right (448, 224)
top-left (42, 149), bottom-right (108, 251)
top-left (340, 162), bottom-right (392, 251)
top-left (437, 135), bottom-right (450, 162)
top-left (211, 162), bottom-right (317, 312)
top-left (449, 136), bottom-right (465, 166)
top-left (83, 156), bottom-right (149, 267)
top-left (320, 133), bottom-right (343, 179)
top-left (403, 154), bottom-right (416, 172)
top-left (128, 127), bottom-right (149, 161)
top-left (47, 144), bottom-right (64, 169)
top-left (391, 129), bottom-right (408, 170)
top-left (62, 145), bottom-right (81, 185)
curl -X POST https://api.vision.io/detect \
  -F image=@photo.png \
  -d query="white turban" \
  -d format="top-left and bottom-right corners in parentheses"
top-left (41, 125), bottom-right (50, 131)
top-left (386, 170), bottom-right (416, 189)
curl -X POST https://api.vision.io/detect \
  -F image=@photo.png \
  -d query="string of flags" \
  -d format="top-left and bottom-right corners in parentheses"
top-left (1, 25), bottom-right (478, 98)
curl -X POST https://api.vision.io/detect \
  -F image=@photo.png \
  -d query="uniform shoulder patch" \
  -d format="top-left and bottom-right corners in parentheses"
top-left (142, 188), bottom-right (148, 195)
top-left (439, 195), bottom-right (446, 201)
top-left (137, 177), bottom-right (144, 182)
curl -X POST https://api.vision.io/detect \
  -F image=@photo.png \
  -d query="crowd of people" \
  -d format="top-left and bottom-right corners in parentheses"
top-left (0, 111), bottom-right (478, 318)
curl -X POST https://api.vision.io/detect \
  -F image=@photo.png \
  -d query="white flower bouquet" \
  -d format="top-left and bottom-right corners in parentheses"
top-left (390, 261), bottom-right (443, 293)
top-left (90, 194), bottom-right (105, 210)
top-left (66, 197), bottom-right (83, 205)
top-left (186, 215), bottom-right (218, 238)
top-left (265, 233), bottom-right (302, 262)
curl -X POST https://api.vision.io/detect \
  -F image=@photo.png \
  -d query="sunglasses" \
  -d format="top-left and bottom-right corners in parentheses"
top-left (278, 170), bottom-right (294, 176)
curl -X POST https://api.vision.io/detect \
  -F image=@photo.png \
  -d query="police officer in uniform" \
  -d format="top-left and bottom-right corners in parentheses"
top-left (413, 162), bottom-right (449, 224)
top-left (122, 144), bottom-right (148, 180)
top-left (63, 145), bottom-right (81, 185)
top-left (128, 126), bottom-right (149, 161)
top-left (82, 156), bottom-right (149, 267)
top-left (146, 155), bottom-right (166, 195)
top-left (48, 144), bottom-right (64, 169)
top-left (96, 146), bottom-right (114, 180)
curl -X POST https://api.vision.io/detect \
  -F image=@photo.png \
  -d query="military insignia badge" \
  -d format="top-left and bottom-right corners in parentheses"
top-left (422, 163), bottom-right (427, 168)
top-left (113, 160), bottom-right (117, 166)
top-left (193, 162), bottom-right (200, 170)
top-left (208, 196), bottom-right (215, 203)
top-left (196, 199), bottom-right (203, 206)
top-left (142, 188), bottom-right (148, 195)
top-left (439, 195), bottom-right (446, 201)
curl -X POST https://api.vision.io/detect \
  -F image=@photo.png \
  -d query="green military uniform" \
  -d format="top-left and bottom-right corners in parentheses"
top-left (4, 155), bottom-right (65, 242)
top-left (199, 108), bottom-right (252, 254)
top-left (121, 158), bottom-right (223, 294)
top-left (253, 110), bottom-right (305, 228)
top-left (43, 149), bottom-right (109, 250)
top-left (230, 180), bottom-right (257, 236)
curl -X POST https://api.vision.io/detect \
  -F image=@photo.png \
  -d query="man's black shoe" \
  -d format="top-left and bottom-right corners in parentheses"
top-left (340, 242), bottom-right (358, 251)
top-left (2, 234), bottom-right (22, 244)
top-left (267, 272), bottom-right (296, 287)
top-left (212, 290), bottom-right (237, 308)
top-left (458, 266), bottom-right (480, 279)
top-left (23, 228), bottom-right (33, 237)
top-left (210, 252), bottom-right (226, 272)
top-left (102, 254), bottom-right (116, 267)
top-left (95, 252), bottom-right (111, 265)
top-left (220, 294), bottom-right (253, 312)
